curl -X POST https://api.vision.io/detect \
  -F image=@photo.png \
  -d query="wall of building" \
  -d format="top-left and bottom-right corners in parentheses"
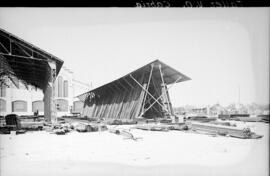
top-left (72, 79), bottom-right (91, 114)
top-left (0, 84), bottom-right (44, 116)
top-left (0, 66), bottom-right (90, 117)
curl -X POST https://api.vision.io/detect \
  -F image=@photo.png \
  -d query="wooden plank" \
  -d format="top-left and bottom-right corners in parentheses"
top-left (190, 122), bottom-right (254, 139)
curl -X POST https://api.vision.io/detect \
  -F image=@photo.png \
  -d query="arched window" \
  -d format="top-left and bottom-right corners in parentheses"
top-left (56, 99), bottom-right (68, 112)
top-left (32, 100), bottom-right (44, 112)
top-left (12, 100), bottom-right (27, 112)
top-left (58, 76), bottom-right (63, 97)
top-left (64, 80), bottom-right (68, 97)
top-left (0, 99), bottom-right (6, 112)
top-left (0, 85), bottom-right (6, 97)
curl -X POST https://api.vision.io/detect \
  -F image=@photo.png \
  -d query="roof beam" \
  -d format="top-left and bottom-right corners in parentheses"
top-left (13, 42), bottom-right (33, 58)
top-left (1, 52), bottom-right (49, 62)
top-left (9, 70), bottom-right (46, 78)
top-left (7, 59), bottom-right (47, 67)
top-left (0, 32), bottom-right (49, 61)
top-left (0, 42), bottom-right (9, 54)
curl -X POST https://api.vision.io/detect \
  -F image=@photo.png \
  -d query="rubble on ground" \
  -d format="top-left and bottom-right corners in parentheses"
top-left (109, 128), bottom-right (142, 140)
top-left (0, 114), bottom-right (264, 139)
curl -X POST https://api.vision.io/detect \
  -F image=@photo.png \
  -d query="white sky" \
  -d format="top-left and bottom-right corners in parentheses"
top-left (0, 8), bottom-right (269, 107)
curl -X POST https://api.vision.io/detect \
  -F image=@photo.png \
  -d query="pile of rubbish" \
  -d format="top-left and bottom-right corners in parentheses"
top-left (109, 128), bottom-right (142, 141)
top-left (44, 122), bottom-right (108, 135)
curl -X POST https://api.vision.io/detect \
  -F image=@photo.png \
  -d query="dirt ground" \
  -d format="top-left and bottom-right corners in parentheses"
top-left (0, 121), bottom-right (269, 176)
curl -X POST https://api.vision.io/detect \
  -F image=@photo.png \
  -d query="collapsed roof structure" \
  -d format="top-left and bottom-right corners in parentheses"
top-left (77, 60), bottom-right (191, 120)
top-left (0, 28), bottom-right (64, 122)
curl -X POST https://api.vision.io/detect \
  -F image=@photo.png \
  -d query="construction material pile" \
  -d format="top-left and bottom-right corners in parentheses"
top-left (0, 114), bottom-right (109, 135)
top-left (109, 128), bottom-right (142, 140)
top-left (188, 122), bottom-right (263, 139)
top-left (131, 120), bottom-right (263, 139)
top-left (43, 122), bottom-right (108, 135)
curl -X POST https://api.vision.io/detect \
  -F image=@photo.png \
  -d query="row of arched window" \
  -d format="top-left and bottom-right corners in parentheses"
top-left (57, 76), bottom-right (69, 98)
top-left (0, 99), bottom-right (69, 112)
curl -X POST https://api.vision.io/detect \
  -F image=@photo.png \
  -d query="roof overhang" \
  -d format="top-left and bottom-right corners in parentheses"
top-left (0, 28), bottom-right (64, 91)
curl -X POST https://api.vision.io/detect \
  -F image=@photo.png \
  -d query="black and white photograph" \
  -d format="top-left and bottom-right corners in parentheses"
top-left (0, 7), bottom-right (269, 176)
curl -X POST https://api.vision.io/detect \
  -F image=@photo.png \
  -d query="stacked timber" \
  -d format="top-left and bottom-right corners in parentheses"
top-left (258, 114), bottom-right (269, 123)
top-left (189, 122), bottom-right (263, 139)
top-left (135, 124), bottom-right (169, 131)
top-left (208, 120), bottom-right (236, 127)
top-left (236, 116), bottom-right (261, 122)
top-left (135, 123), bottom-right (189, 131)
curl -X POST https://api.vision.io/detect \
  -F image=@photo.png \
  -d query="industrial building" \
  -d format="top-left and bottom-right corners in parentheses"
top-left (0, 66), bottom-right (90, 117)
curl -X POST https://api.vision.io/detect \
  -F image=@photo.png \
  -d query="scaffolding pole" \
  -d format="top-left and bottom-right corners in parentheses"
top-left (140, 64), bottom-right (154, 116)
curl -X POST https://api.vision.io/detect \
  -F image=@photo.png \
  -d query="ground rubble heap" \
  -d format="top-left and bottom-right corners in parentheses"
top-left (0, 114), bottom-right (264, 139)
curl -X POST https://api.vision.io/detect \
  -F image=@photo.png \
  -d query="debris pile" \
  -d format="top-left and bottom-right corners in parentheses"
top-left (0, 114), bottom-right (109, 135)
top-left (134, 123), bottom-right (189, 131)
top-left (109, 128), bottom-right (142, 141)
top-left (47, 122), bottom-right (108, 135)
top-left (0, 113), bottom-right (264, 140)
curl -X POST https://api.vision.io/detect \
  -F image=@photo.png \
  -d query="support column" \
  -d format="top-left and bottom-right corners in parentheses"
top-left (44, 61), bottom-right (56, 123)
top-left (164, 84), bottom-right (174, 116)
top-left (44, 84), bottom-right (52, 122)
top-left (158, 64), bottom-right (171, 117)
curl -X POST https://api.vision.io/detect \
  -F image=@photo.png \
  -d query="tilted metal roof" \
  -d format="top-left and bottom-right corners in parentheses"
top-left (77, 59), bottom-right (191, 101)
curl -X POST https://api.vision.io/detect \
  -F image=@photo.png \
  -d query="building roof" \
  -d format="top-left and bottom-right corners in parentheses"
top-left (0, 28), bottom-right (64, 91)
top-left (77, 59), bottom-right (191, 101)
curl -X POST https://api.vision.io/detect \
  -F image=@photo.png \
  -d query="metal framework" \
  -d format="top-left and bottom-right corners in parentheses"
top-left (78, 59), bottom-right (191, 120)
top-left (0, 29), bottom-right (63, 90)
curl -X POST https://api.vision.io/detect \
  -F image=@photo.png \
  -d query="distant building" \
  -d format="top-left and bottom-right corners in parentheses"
top-left (0, 66), bottom-right (90, 117)
top-left (191, 108), bottom-right (208, 115)
top-left (209, 103), bottom-right (227, 115)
